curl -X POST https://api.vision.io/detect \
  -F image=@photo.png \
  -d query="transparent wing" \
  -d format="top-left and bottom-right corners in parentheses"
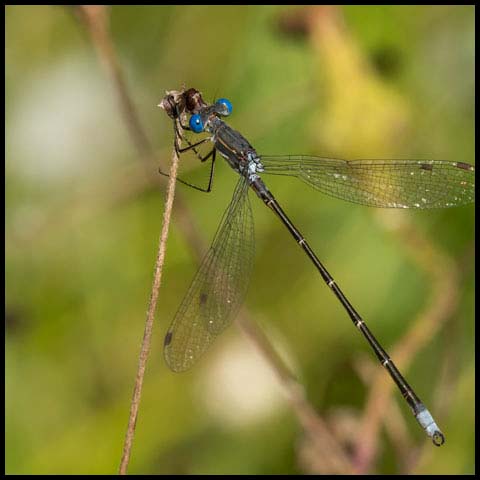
top-left (164, 176), bottom-right (254, 372)
top-left (260, 156), bottom-right (475, 208)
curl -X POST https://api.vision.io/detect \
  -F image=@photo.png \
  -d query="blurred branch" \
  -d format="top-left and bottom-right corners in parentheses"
top-left (409, 242), bottom-right (474, 473)
top-left (236, 311), bottom-right (354, 474)
top-left (433, 242), bottom-right (475, 419)
top-left (73, 5), bottom-right (352, 474)
top-left (351, 210), bottom-right (461, 473)
top-left (73, 6), bottom-right (151, 158)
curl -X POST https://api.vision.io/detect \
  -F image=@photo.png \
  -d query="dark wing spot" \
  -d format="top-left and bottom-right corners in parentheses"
top-left (456, 162), bottom-right (474, 171)
top-left (164, 331), bottom-right (173, 347)
top-left (200, 293), bottom-right (208, 305)
top-left (419, 163), bottom-right (433, 171)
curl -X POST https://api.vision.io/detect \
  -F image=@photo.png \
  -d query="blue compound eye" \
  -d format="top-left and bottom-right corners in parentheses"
top-left (189, 114), bottom-right (204, 133)
top-left (215, 98), bottom-right (233, 116)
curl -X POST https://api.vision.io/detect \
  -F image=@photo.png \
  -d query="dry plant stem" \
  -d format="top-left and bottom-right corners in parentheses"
top-left (119, 139), bottom-right (181, 475)
top-left (75, 5), bottom-right (352, 473)
top-left (352, 212), bottom-right (460, 474)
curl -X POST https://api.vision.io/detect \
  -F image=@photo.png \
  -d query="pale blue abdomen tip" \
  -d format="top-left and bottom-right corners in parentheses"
top-left (416, 406), bottom-right (445, 446)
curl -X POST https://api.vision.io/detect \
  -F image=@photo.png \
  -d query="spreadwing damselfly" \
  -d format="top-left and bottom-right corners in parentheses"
top-left (158, 87), bottom-right (475, 446)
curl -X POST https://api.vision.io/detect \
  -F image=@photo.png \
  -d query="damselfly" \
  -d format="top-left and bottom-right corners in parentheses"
top-left (159, 87), bottom-right (475, 446)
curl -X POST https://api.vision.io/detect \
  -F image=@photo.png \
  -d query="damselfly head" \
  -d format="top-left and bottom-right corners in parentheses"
top-left (158, 87), bottom-right (207, 119)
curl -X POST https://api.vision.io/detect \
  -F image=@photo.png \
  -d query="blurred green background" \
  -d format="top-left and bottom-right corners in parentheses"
top-left (5, 5), bottom-right (474, 475)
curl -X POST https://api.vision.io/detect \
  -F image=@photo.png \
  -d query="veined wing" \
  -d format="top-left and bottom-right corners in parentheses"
top-left (260, 156), bottom-right (475, 208)
top-left (164, 176), bottom-right (254, 372)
